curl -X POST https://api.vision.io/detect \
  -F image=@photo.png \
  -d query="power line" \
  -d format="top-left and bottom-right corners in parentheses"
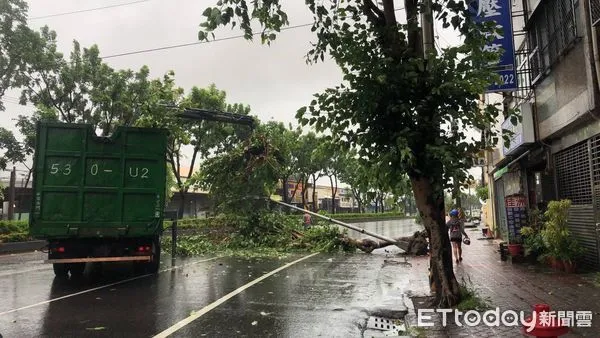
top-left (28, 0), bottom-right (151, 20)
top-left (101, 23), bottom-right (314, 59)
top-left (101, 7), bottom-right (405, 59)
top-left (2, 96), bottom-right (35, 108)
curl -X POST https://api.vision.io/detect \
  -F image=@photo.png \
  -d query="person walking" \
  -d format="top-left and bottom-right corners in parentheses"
top-left (447, 209), bottom-right (469, 264)
top-left (302, 208), bottom-right (312, 230)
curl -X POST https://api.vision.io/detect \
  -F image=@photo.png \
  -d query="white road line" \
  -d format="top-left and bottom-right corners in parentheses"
top-left (0, 256), bottom-right (220, 316)
top-left (153, 252), bottom-right (320, 338)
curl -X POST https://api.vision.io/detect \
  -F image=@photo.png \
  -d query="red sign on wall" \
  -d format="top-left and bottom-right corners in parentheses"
top-left (505, 195), bottom-right (527, 208)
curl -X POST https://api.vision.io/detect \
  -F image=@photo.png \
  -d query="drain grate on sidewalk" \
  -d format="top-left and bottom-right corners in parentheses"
top-left (366, 315), bottom-right (406, 335)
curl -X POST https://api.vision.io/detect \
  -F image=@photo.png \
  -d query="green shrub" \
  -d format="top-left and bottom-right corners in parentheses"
top-left (228, 211), bottom-right (301, 248)
top-left (0, 220), bottom-right (28, 234)
top-left (160, 211), bottom-right (354, 256)
top-left (0, 221), bottom-right (30, 243)
top-left (540, 200), bottom-right (585, 263)
top-left (161, 235), bottom-right (215, 256)
top-left (0, 232), bottom-right (31, 243)
top-left (298, 225), bottom-right (355, 253)
top-left (520, 208), bottom-right (546, 258)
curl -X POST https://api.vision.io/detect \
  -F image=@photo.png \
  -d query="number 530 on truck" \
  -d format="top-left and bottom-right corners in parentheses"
top-left (29, 123), bottom-right (168, 278)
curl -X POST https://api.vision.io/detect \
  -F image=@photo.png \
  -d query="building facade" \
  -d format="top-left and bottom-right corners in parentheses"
top-left (489, 0), bottom-right (600, 269)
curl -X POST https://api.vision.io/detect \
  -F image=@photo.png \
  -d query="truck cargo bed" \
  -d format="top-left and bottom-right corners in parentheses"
top-left (29, 123), bottom-right (168, 240)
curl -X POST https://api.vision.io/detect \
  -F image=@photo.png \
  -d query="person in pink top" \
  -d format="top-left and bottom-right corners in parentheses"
top-left (303, 208), bottom-right (312, 229)
top-left (447, 209), bottom-right (469, 264)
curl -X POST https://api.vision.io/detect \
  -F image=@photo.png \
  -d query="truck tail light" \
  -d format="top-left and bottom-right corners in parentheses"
top-left (57, 247), bottom-right (65, 253)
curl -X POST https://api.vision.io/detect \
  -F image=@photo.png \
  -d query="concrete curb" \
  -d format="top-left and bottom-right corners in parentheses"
top-left (333, 217), bottom-right (414, 224)
top-left (0, 240), bottom-right (47, 254)
top-left (402, 294), bottom-right (419, 330)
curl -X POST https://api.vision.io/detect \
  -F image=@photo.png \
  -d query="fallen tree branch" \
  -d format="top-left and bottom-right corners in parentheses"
top-left (340, 230), bottom-right (429, 255)
top-left (293, 227), bottom-right (429, 255)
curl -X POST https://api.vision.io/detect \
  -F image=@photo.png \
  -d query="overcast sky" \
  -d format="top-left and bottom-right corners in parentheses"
top-left (2, 0), bottom-right (478, 183)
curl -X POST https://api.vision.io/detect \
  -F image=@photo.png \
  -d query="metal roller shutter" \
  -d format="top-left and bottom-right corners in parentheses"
top-left (591, 0), bottom-right (600, 26)
top-left (555, 141), bottom-right (592, 205)
top-left (555, 139), bottom-right (598, 269)
top-left (567, 205), bottom-right (598, 268)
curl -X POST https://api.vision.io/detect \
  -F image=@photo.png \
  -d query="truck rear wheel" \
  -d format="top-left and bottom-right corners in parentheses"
top-left (53, 264), bottom-right (68, 278)
top-left (69, 263), bottom-right (86, 277)
top-left (147, 237), bottom-right (161, 274)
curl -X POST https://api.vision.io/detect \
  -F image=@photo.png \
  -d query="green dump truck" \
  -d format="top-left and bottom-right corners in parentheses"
top-left (29, 123), bottom-right (168, 278)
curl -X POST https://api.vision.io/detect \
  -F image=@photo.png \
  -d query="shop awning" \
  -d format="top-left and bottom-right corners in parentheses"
top-left (491, 150), bottom-right (531, 180)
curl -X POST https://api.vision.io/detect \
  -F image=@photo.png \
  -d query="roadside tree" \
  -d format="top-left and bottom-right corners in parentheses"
top-left (197, 0), bottom-right (511, 306)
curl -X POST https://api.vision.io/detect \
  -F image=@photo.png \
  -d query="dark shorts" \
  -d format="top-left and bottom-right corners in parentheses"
top-left (450, 237), bottom-right (462, 243)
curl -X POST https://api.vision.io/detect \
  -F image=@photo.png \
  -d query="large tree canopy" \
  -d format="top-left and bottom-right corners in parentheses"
top-left (198, 0), bottom-right (513, 306)
top-left (194, 120), bottom-right (287, 214)
top-left (0, 0), bottom-right (28, 111)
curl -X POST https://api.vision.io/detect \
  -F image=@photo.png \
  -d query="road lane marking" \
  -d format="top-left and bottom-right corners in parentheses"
top-left (153, 252), bottom-right (320, 338)
top-left (0, 256), bottom-right (221, 316)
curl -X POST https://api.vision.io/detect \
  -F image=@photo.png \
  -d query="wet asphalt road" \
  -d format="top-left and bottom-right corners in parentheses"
top-left (0, 219), bottom-right (425, 338)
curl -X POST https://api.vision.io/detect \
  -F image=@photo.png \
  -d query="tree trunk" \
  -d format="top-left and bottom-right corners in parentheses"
top-left (301, 177), bottom-right (308, 209)
top-left (24, 169), bottom-right (32, 189)
top-left (411, 175), bottom-right (460, 307)
top-left (282, 177), bottom-right (289, 204)
top-left (311, 173), bottom-right (318, 212)
top-left (352, 188), bottom-right (363, 213)
top-left (290, 179), bottom-right (301, 203)
top-left (329, 175), bottom-right (338, 214)
top-left (292, 229), bottom-right (428, 255)
top-left (178, 190), bottom-right (186, 219)
top-left (341, 231), bottom-right (429, 255)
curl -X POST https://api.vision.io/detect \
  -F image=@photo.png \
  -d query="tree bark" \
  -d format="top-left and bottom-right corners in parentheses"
top-left (311, 173), bottom-right (318, 212)
top-left (24, 168), bottom-right (32, 189)
top-left (341, 230), bottom-right (429, 255)
top-left (292, 228), bottom-right (429, 255)
top-left (301, 176), bottom-right (308, 209)
top-left (330, 175), bottom-right (338, 214)
top-left (290, 178), bottom-right (301, 203)
top-left (178, 190), bottom-right (186, 219)
top-left (411, 175), bottom-right (460, 307)
top-left (282, 177), bottom-right (289, 204)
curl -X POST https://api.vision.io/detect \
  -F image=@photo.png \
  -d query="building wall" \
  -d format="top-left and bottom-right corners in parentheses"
top-left (529, 0), bottom-right (596, 140)
top-left (504, 0), bottom-right (600, 268)
top-left (167, 192), bottom-right (212, 218)
top-left (535, 43), bottom-right (592, 139)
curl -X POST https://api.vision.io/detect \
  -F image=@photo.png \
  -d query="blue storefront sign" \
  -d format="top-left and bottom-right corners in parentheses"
top-left (470, 0), bottom-right (518, 92)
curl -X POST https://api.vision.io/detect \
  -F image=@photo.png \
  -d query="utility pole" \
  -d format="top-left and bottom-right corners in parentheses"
top-left (422, 0), bottom-right (462, 209)
top-left (421, 0), bottom-right (434, 54)
top-left (8, 167), bottom-right (16, 220)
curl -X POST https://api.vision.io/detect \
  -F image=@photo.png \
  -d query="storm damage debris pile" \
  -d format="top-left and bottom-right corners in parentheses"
top-left (163, 214), bottom-right (428, 257)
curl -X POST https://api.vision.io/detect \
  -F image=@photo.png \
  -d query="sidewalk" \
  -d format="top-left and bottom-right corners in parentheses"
top-left (403, 229), bottom-right (600, 337)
